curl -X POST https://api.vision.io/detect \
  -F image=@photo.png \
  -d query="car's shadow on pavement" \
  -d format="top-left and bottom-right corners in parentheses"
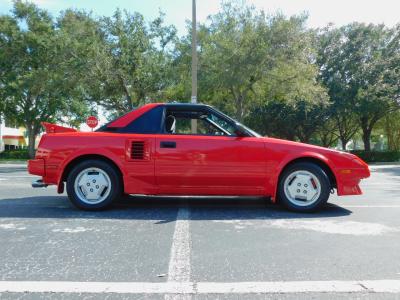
top-left (0, 195), bottom-right (352, 222)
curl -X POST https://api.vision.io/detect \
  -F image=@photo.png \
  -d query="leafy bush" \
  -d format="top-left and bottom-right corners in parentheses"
top-left (0, 149), bottom-right (30, 160)
top-left (350, 150), bottom-right (400, 163)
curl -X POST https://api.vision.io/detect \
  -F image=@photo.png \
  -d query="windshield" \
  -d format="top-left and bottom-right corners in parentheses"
top-left (212, 108), bottom-right (262, 137)
top-left (236, 122), bottom-right (262, 137)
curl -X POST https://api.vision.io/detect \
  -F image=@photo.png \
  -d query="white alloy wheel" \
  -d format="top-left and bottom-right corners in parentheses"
top-left (73, 167), bottom-right (112, 205)
top-left (283, 170), bottom-right (322, 207)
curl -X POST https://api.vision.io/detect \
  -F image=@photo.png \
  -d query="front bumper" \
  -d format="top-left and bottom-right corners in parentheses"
top-left (336, 166), bottom-right (370, 196)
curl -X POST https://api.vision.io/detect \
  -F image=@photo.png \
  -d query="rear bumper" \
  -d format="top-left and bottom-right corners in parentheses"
top-left (28, 158), bottom-right (45, 177)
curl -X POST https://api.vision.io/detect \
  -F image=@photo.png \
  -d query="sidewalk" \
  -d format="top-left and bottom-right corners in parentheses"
top-left (0, 161), bottom-right (27, 168)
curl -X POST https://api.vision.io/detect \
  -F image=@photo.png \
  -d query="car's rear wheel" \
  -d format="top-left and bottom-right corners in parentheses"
top-left (66, 159), bottom-right (121, 211)
top-left (278, 162), bottom-right (331, 212)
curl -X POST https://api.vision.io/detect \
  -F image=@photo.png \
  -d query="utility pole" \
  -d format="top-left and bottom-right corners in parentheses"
top-left (191, 0), bottom-right (198, 133)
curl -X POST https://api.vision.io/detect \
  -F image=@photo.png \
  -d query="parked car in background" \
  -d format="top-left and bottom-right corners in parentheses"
top-left (28, 103), bottom-right (370, 212)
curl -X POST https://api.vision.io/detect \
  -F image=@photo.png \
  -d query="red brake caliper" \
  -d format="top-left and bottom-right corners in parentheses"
top-left (310, 178), bottom-right (317, 189)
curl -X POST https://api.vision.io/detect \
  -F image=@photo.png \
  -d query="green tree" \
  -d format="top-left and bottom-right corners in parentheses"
top-left (316, 117), bottom-right (340, 148)
top-left (0, 2), bottom-right (91, 157)
top-left (169, 1), bottom-right (328, 129)
top-left (317, 27), bottom-right (360, 150)
top-left (317, 24), bottom-right (400, 151)
top-left (382, 111), bottom-right (400, 151)
top-left (247, 99), bottom-right (329, 143)
top-left (248, 41), bottom-right (329, 142)
top-left (89, 9), bottom-right (177, 115)
top-left (197, 3), bottom-right (272, 121)
top-left (199, 4), bottom-right (316, 121)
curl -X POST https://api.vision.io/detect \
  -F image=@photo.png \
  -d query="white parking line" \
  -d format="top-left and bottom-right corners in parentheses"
top-left (197, 280), bottom-right (400, 293)
top-left (0, 280), bottom-right (400, 294)
top-left (166, 206), bottom-right (191, 300)
top-left (167, 207), bottom-right (191, 282)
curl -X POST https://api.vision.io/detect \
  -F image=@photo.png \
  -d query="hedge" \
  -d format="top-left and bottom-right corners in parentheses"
top-left (0, 149), bottom-right (30, 159)
top-left (2, 149), bottom-right (399, 163)
top-left (350, 150), bottom-right (400, 163)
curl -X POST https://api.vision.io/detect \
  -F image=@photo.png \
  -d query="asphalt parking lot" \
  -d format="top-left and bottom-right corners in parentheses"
top-left (0, 163), bottom-right (400, 299)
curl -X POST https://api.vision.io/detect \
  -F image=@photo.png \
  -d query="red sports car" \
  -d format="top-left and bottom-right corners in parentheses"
top-left (28, 103), bottom-right (370, 212)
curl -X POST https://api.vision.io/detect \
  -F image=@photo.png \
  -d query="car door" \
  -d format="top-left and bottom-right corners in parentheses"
top-left (154, 107), bottom-right (267, 196)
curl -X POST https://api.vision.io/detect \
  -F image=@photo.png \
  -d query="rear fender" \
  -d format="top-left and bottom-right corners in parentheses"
top-left (57, 149), bottom-right (127, 190)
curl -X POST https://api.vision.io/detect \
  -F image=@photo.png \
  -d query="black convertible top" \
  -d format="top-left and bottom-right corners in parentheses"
top-left (163, 102), bottom-right (212, 110)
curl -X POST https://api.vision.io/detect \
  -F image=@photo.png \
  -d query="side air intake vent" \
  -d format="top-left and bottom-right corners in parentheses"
top-left (131, 141), bottom-right (145, 160)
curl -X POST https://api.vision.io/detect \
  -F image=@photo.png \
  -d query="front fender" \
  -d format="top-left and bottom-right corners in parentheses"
top-left (270, 152), bottom-right (337, 203)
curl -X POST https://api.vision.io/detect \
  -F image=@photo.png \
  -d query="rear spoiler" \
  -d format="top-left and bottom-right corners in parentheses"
top-left (42, 122), bottom-right (77, 133)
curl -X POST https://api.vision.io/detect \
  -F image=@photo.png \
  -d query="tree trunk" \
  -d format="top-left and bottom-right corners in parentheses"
top-left (320, 132), bottom-right (338, 148)
top-left (362, 128), bottom-right (372, 152)
top-left (360, 116), bottom-right (372, 151)
top-left (234, 94), bottom-right (245, 122)
top-left (26, 126), bottom-right (37, 158)
top-left (321, 139), bottom-right (330, 148)
top-left (298, 131), bottom-right (311, 144)
top-left (337, 126), bottom-right (348, 150)
top-left (339, 137), bottom-right (349, 150)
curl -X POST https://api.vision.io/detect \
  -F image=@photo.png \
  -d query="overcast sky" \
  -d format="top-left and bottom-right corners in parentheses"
top-left (1, 0), bottom-right (399, 35)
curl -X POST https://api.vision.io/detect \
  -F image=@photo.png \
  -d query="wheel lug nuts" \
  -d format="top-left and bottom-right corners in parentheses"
top-left (303, 190), bottom-right (307, 193)
top-left (96, 185), bottom-right (99, 189)
top-left (297, 189), bottom-right (300, 193)
top-left (92, 179), bottom-right (96, 183)
top-left (86, 183), bottom-right (90, 186)
top-left (90, 188), bottom-right (93, 192)
top-left (297, 183), bottom-right (301, 186)
top-left (304, 184), bottom-right (308, 187)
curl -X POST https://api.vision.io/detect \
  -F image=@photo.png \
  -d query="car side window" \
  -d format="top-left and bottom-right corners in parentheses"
top-left (119, 106), bottom-right (164, 134)
top-left (173, 117), bottom-right (226, 135)
top-left (206, 113), bottom-right (237, 135)
top-left (165, 109), bottom-right (237, 136)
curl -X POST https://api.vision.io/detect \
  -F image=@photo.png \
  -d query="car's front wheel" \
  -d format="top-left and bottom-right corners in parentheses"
top-left (66, 159), bottom-right (122, 211)
top-left (278, 162), bottom-right (331, 212)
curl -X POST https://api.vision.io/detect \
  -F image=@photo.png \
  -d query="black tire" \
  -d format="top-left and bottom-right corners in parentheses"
top-left (66, 159), bottom-right (122, 211)
top-left (278, 162), bottom-right (331, 212)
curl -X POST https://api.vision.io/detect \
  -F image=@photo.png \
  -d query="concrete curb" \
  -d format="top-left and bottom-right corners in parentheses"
top-left (368, 162), bottom-right (400, 166)
top-left (0, 160), bottom-right (27, 165)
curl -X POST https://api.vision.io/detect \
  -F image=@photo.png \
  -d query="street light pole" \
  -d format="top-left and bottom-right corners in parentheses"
top-left (191, 0), bottom-right (198, 133)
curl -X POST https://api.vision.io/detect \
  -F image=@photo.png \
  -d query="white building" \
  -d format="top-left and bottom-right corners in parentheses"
top-left (0, 115), bottom-right (27, 153)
